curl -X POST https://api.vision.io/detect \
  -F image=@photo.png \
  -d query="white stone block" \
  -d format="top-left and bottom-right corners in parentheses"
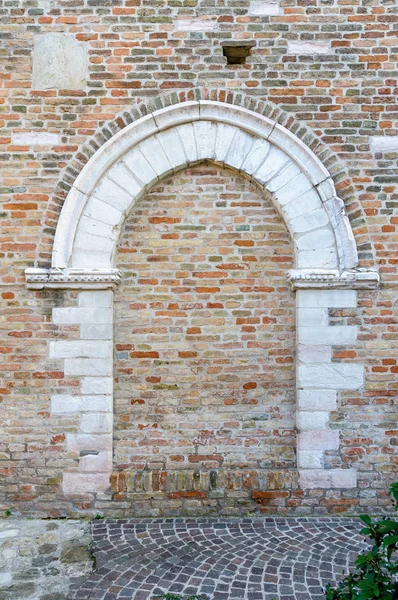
top-left (298, 326), bottom-right (357, 346)
top-left (299, 468), bottom-right (357, 489)
top-left (78, 290), bottom-right (113, 308)
top-left (282, 190), bottom-right (321, 220)
top-left (269, 124), bottom-right (328, 185)
top-left (122, 148), bottom-right (158, 187)
top-left (296, 227), bottom-right (335, 251)
top-left (249, 0), bottom-right (281, 15)
top-left (38, 0), bottom-right (52, 9)
top-left (297, 450), bottom-right (324, 469)
top-left (266, 162), bottom-right (301, 193)
top-left (254, 146), bottom-right (291, 185)
top-left (51, 395), bottom-right (112, 414)
top-left (173, 17), bottom-right (218, 31)
top-left (51, 395), bottom-right (81, 414)
top-left (12, 132), bottom-right (60, 146)
top-left (288, 41), bottom-right (330, 56)
top-left (72, 113), bottom-right (157, 195)
top-left (298, 364), bottom-right (364, 390)
top-left (52, 307), bottom-right (112, 325)
top-left (71, 248), bottom-right (112, 269)
top-left (199, 102), bottom-right (274, 140)
top-left (369, 136), bottom-right (398, 154)
top-left (297, 308), bottom-right (328, 327)
top-left (84, 197), bottom-right (123, 226)
top-left (240, 138), bottom-right (271, 175)
top-left (91, 176), bottom-right (133, 214)
top-left (297, 389), bottom-right (337, 411)
top-left (288, 208), bottom-right (329, 234)
top-left (108, 162), bottom-right (143, 198)
top-left (297, 411), bottom-right (330, 431)
top-left (297, 289), bottom-right (357, 309)
top-left (138, 135), bottom-right (173, 178)
top-left (49, 340), bottom-right (112, 359)
top-left (82, 395), bottom-right (112, 412)
top-left (81, 377), bottom-right (112, 395)
top-left (192, 121), bottom-right (217, 161)
top-left (79, 451), bottom-right (112, 473)
top-left (275, 175), bottom-right (314, 209)
top-left (62, 472), bottom-right (109, 495)
top-left (176, 123), bottom-right (198, 164)
top-left (74, 231), bottom-right (114, 255)
top-left (157, 127), bottom-right (188, 168)
top-left (66, 434), bottom-right (112, 453)
top-left (80, 323), bottom-right (113, 340)
top-left (80, 413), bottom-right (112, 434)
top-left (52, 186), bottom-right (87, 269)
top-left (297, 344), bottom-right (332, 364)
top-left (225, 129), bottom-right (256, 171)
top-left (297, 248), bottom-right (338, 269)
top-left (298, 430), bottom-right (339, 451)
top-left (78, 215), bottom-right (116, 241)
top-left (32, 34), bottom-right (88, 90)
top-left (64, 358), bottom-right (112, 377)
top-left (153, 101), bottom-right (200, 130)
top-left (214, 123), bottom-right (237, 164)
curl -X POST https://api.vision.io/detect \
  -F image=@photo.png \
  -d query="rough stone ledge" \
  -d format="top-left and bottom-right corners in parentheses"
top-left (25, 267), bottom-right (121, 289)
top-left (288, 268), bottom-right (379, 290)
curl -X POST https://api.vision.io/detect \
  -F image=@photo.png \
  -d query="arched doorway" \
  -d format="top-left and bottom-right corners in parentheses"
top-left (25, 101), bottom-right (378, 500)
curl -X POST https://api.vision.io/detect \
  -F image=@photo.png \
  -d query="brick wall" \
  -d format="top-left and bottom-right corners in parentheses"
top-left (0, 0), bottom-right (397, 516)
top-left (113, 164), bottom-right (295, 513)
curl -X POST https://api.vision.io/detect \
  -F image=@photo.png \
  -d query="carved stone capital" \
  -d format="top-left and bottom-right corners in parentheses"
top-left (25, 268), bottom-right (121, 290)
top-left (287, 268), bottom-right (379, 290)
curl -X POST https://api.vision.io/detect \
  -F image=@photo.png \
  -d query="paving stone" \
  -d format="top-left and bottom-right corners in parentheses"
top-left (70, 517), bottom-right (367, 600)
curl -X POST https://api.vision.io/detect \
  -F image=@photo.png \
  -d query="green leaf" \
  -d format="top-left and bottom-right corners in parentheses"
top-left (360, 514), bottom-right (372, 525)
top-left (383, 535), bottom-right (398, 547)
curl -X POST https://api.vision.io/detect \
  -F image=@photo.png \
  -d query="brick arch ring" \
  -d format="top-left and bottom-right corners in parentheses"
top-left (26, 101), bottom-right (379, 497)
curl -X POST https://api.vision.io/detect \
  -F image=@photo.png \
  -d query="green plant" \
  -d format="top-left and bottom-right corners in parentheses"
top-left (94, 514), bottom-right (104, 520)
top-left (325, 483), bottom-right (398, 600)
top-left (4, 510), bottom-right (11, 517)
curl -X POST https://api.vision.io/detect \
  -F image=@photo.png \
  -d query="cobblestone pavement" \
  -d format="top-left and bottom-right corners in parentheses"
top-left (70, 518), bottom-right (367, 600)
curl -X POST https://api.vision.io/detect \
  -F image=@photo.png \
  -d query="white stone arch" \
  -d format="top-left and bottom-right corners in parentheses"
top-left (53, 101), bottom-right (357, 273)
top-left (25, 101), bottom-right (379, 500)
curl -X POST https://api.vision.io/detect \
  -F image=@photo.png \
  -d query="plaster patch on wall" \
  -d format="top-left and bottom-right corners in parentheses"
top-left (173, 17), bottom-right (218, 31)
top-left (12, 132), bottom-right (60, 146)
top-left (369, 136), bottom-right (398, 153)
top-left (32, 34), bottom-right (88, 90)
top-left (287, 41), bottom-right (330, 55)
top-left (249, 0), bottom-right (281, 16)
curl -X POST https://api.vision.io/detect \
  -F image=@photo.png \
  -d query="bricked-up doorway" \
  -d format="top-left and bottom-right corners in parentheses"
top-left (26, 100), bottom-right (379, 509)
top-left (113, 164), bottom-right (296, 509)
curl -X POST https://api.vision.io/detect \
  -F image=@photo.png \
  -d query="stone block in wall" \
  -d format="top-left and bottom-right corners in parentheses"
top-left (12, 132), bottom-right (60, 146)
top-left (369, 136), bottom-right (398, 154)
top-left (249, 0), bottom-right (281, 16)
top-left (32, 34), bottom-right (88, 90)
top-left (299, 469), bottom-right (357, 489)
top-left (287, 41), bottom-right (330, 55)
